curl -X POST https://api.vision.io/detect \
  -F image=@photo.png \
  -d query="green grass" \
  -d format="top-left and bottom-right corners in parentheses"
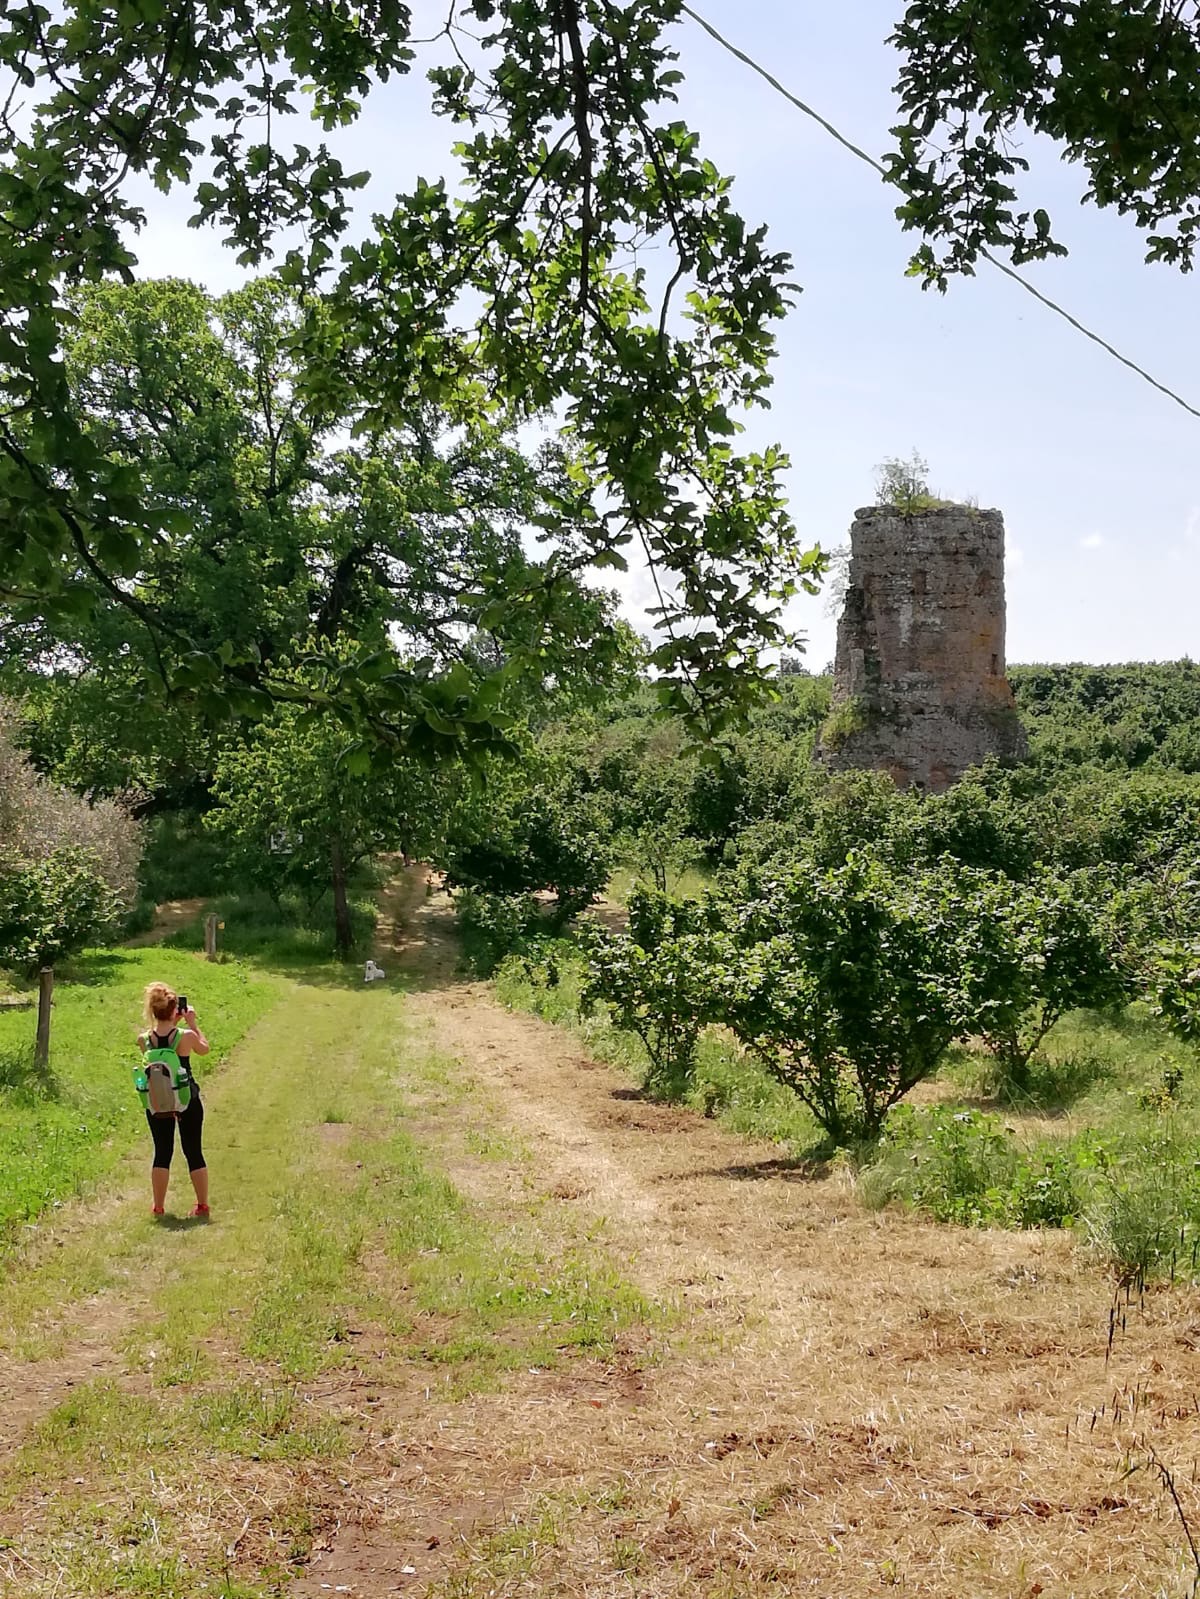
top-left (161, 885), bottom-right (378, 971)
top-left (426, 1504), bottom-right (566, 1596)
top-left (0, 947), bottom-right (276, 1250)
top-left (373, 1126), bottom-right (651, 1381)
top-left (605, 861), bottom-right (715, 905)
top-left (11, 1378), bottom-right (341, 1479)
top-left (0, 904), bottom-right (660, 1598)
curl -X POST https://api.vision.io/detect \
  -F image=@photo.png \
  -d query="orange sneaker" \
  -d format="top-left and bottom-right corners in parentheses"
top-left (191, 1204), bottom-right (210, 1219)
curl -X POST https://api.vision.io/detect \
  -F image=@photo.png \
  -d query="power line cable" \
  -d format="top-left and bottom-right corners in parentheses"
top-left (681, 3), bottom-right (1200, 423)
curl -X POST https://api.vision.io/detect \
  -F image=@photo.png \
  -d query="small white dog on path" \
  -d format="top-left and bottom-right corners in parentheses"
top-left (363, 960), bottom-right (386, 983)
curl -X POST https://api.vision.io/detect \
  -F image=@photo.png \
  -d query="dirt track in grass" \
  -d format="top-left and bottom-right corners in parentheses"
top-left (354, 869), bottom-right (1200, 1598)
top-left (3, 867), bottom-right (1200, 1598)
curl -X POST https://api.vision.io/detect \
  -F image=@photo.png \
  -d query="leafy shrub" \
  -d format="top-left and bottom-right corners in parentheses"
top-left (121, 896), bottom-right (158, 939)
top-left (620, 819), bottom-right (698, 897)
top-left (580, 887), bottom-right (717, 1099)
top-left (731, 769), bottom-right (913, 873)
top-left (496, 941), bottom-right (587, 1030)
top-left (139, 814), bottom-right (235, 902)
top-left (455, 889), bottom-right (543, 975)
top-left (956, 869), bottom-right (1133, 1086)
top-left (861, 1106), bottom-right (1018, 1224)
top-left (498, 931), bottom-right (824, 1150)
top-left (1153, 941), bottom-right (1200, 1039)
top-left (1136, 1058), bottom-right (1186, 1113)
top-left (1124, 849), bottom-right (1200, 1041)
top-left (1011, 663), bottom-right (1200, 778)
top-left (0, 846), bottom-right (121, 974)
top-left (713, 855), bottom-right (980, 1144)
top-left (819, 696), bottom-right (871, 752)
top-left (1006, 1147), bottom-right (1086, 1229)
top-left (904, 763), bottom-right (1037, 879)
top-left (445, 777), bottom-right (613, 932)
top-left (873, 449), bottom-right (951, 513)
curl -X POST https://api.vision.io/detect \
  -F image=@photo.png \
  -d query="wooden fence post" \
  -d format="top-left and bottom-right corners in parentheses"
top-left (204, 914), bottom-right (218, 961)
top-left (34, 967), bottom-right (53, 1068)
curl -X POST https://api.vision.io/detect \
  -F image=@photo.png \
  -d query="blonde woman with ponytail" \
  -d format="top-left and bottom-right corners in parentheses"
top-left (137, 982), bottom-right (211, 1218)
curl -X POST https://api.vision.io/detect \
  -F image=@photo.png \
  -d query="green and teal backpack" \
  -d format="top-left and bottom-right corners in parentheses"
top-left (134, 1028), bottom-right (193, 1118)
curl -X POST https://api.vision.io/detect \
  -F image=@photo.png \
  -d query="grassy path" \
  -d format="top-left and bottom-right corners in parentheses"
top-left (2, 872), bottom-right (1200, 1597)
top-left (0, 884), bottom-right (653, 1597)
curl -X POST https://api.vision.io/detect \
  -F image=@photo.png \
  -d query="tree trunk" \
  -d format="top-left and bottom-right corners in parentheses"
top-left (331, 833), bottom-right (352, 959)
top-left (35, 967), bottom-right (54, 1069)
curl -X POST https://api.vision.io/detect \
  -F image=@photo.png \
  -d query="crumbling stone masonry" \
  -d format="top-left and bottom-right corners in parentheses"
top-left (818, 504), bottom-right (1027, 791)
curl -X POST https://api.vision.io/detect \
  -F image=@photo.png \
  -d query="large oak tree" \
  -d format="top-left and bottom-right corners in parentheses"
top-left (8, 276), bottom-right (623, 794)
top-left (0, 1), bottom-right (819, 752)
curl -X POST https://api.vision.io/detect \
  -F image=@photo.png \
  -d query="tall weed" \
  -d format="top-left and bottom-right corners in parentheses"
top-left (1084, 1115), bottom-right (1200, 1282)
top-left (859, 1105), bottom-right (1099, 1229)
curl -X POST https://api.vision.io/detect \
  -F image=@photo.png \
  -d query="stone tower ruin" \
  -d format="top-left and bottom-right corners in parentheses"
top-left (818, 504), bottom-right (1026, 791)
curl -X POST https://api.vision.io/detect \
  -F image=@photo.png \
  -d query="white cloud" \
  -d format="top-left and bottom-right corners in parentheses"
top-left (1006, 539), bottom-right (1025, 571)
top-left (1079, 533), bottom-right (1107, 551)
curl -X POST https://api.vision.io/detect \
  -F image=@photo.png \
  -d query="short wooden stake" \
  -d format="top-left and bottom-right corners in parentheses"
top-left (34, 967), bottom-right (54, 1068)
top-left (204, 913), bottom-right (218, 961)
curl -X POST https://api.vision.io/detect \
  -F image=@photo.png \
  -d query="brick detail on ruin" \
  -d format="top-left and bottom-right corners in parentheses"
top-left (818, 504), bottom-right (1027, 791)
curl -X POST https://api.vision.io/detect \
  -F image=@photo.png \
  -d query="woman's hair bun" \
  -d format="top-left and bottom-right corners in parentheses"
top-left (143, 982), bottom-right (177, 1025)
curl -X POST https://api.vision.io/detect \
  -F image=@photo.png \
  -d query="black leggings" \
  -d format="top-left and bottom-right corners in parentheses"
top-left (146, 1094), bottom-right (206, 1172)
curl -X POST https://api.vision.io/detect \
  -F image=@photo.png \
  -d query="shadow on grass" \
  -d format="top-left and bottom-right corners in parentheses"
top-left (189, 942), bottom-right (471, 996)
top-left (1087, 1004), bottom-right (1170, 1042)
top-left (390, 961), bottom-right (473, 996)
top-left (230, 955), bottom-right (368, 992)
top-left (693, 1151), bottom-right (835, 1184)
top-left (0, 1044), bottom-right (60, 1103)
top-left (55, 950), bottom-right (127, 987)
top-left (76, 933), bottom-right (373, 996)
top-left (156, 1213), bottom-right (212, 1232)
top-left (941, 1042), bottom-right (1118, 1119)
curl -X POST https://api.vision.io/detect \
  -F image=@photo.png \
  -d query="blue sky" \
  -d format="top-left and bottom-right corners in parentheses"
top-left (131, 0), bottom-right (1200, 671)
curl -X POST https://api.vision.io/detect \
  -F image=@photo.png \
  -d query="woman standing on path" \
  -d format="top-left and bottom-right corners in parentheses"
top-left (138, 982), bottom-right (211, 1218)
